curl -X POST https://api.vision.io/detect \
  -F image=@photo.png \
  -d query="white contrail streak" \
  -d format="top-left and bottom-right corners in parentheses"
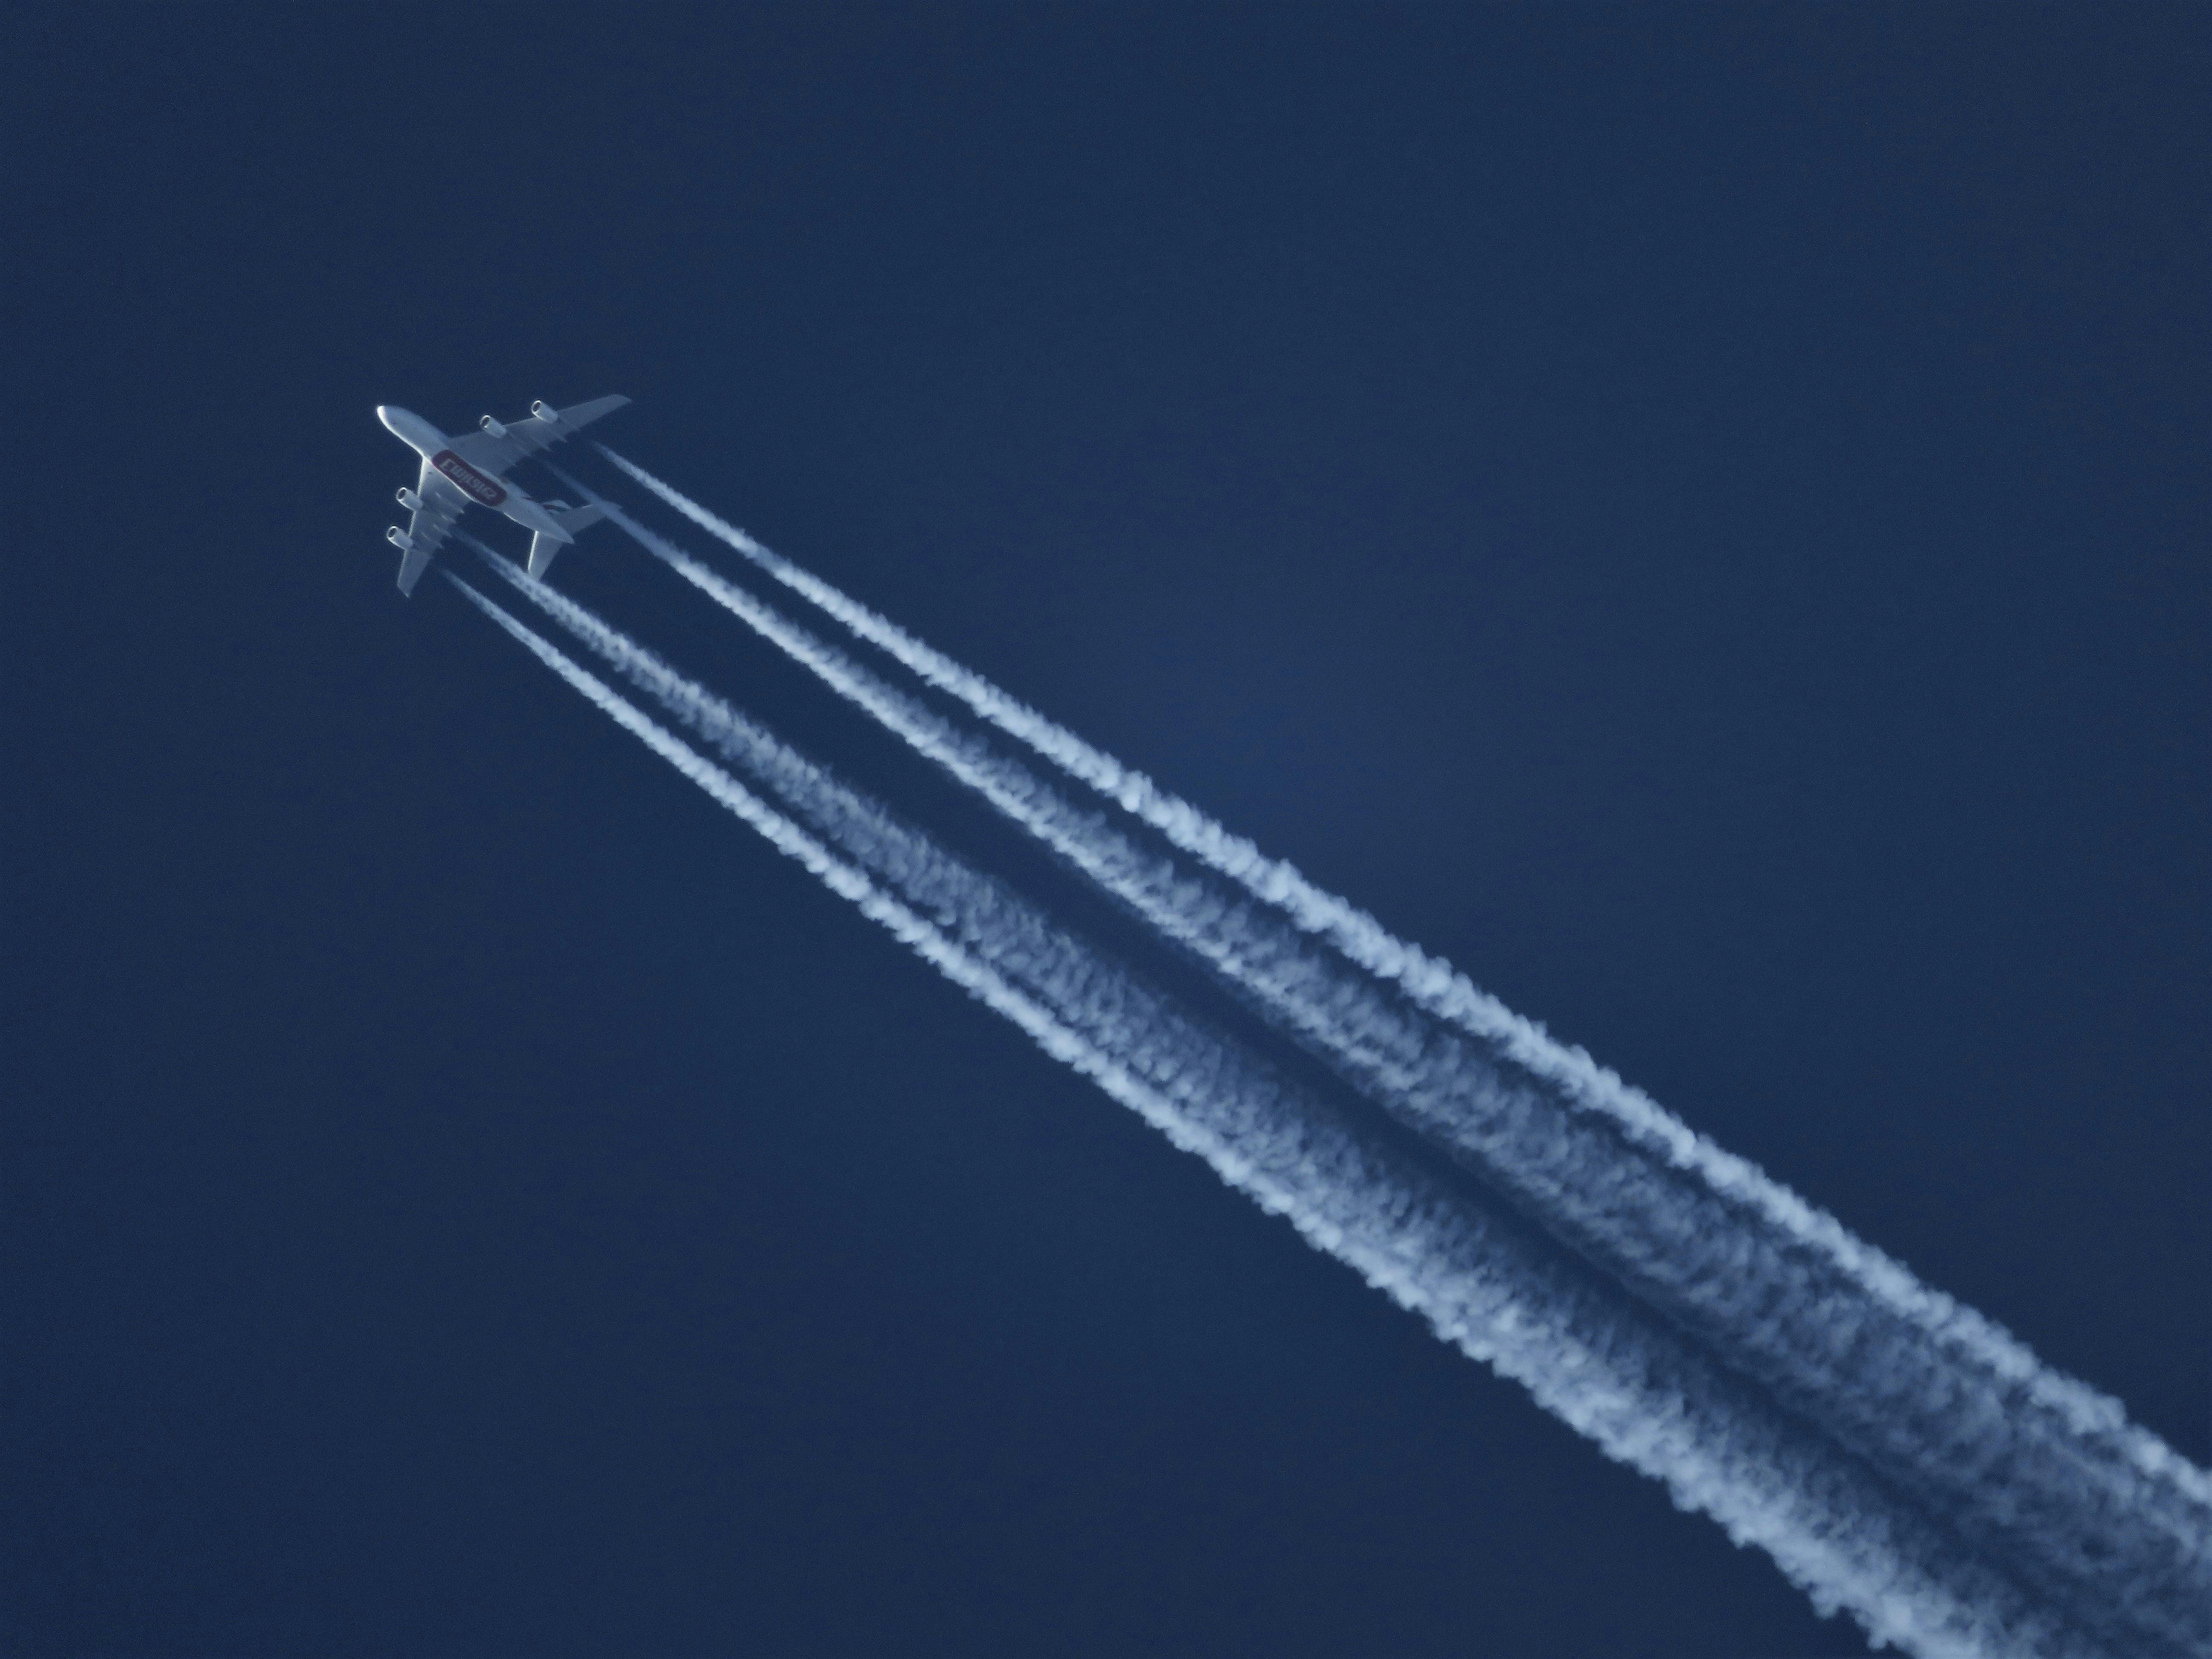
top-left (445, 570), bottom-right (2109, 1659)
top-left (580, 455), bottom-right (2212, 1655)
top-left (587, 447), bottom-right (2184, 1461)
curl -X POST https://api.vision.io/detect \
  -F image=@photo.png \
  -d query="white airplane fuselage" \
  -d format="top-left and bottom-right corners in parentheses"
top-left (377, 405), bottom-right (567, 541)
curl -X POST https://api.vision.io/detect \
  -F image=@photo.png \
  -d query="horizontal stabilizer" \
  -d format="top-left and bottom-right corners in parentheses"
top-left (527, 530), bottom-right (565, 580)
top-left (525, 502), bottom-right (607, 579)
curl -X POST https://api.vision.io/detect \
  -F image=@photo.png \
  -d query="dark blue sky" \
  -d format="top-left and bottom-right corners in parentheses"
top-left (10, 7), bottom-right (2206, 1653)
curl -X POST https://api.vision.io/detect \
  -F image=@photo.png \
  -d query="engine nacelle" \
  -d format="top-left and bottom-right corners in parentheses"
top-left (387, 527), bottom-right (413, 552)
top-left (480, 415), bottom-right (508, 438)
top-left (531, 400), bottom-right (557, 421)
top-left (396, 487), bottom-right (422, 512)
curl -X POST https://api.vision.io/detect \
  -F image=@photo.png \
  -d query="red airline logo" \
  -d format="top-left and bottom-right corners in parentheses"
top-left (431, 449), bottom-right (507, 507)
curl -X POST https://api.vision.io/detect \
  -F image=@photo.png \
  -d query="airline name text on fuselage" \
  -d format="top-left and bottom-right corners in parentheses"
top-left (432, 450), bottom-right (506, 506)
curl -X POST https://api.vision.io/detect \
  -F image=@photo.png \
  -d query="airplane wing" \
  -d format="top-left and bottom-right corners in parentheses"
top-left (448, 394), bottom-right (630, 473)
top-left (395, 462), bottom-right (466, 595)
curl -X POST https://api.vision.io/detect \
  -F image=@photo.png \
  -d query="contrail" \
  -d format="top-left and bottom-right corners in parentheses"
top-left (570, 474), bottom-right (2212, 1644)
top-left (445, 569), bottom-right (2112, 1658)
top-left (587, 447), bottom-right (2186, 1470)
top-left (579, 456), bottom-right (2212, 1654)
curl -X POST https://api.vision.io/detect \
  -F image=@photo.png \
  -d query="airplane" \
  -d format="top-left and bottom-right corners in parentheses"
top-left (376, 395), bottom-right (630, 594)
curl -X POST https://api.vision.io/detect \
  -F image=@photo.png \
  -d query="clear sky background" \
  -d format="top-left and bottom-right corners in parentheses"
top-left (8, 7), bottom-right (2206, 1654)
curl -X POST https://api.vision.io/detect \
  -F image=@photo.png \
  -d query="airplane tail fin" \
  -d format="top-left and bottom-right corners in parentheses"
top-left (526, 502), bottom-right (608, 579)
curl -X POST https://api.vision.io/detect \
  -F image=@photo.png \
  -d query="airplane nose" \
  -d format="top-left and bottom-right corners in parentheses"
top-left (376, 404), bottom-right (396, 430)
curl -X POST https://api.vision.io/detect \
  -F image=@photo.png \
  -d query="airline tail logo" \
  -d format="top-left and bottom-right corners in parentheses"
top-left (432, 449), bottom-right (507, 507)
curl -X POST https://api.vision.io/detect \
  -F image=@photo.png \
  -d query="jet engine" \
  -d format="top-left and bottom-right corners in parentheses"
top-left (387, 527), bottom-right (413, 551)
top-left (396, 487), bottom-right (422, 512)
top-left (480, 415), bottom-right (508, 438)
top-left (531, 400), bottom-right (557, 421)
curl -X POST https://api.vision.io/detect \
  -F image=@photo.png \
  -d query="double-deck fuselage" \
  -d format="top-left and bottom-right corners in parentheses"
top-left (378, 405), bottom-right (568, 541)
